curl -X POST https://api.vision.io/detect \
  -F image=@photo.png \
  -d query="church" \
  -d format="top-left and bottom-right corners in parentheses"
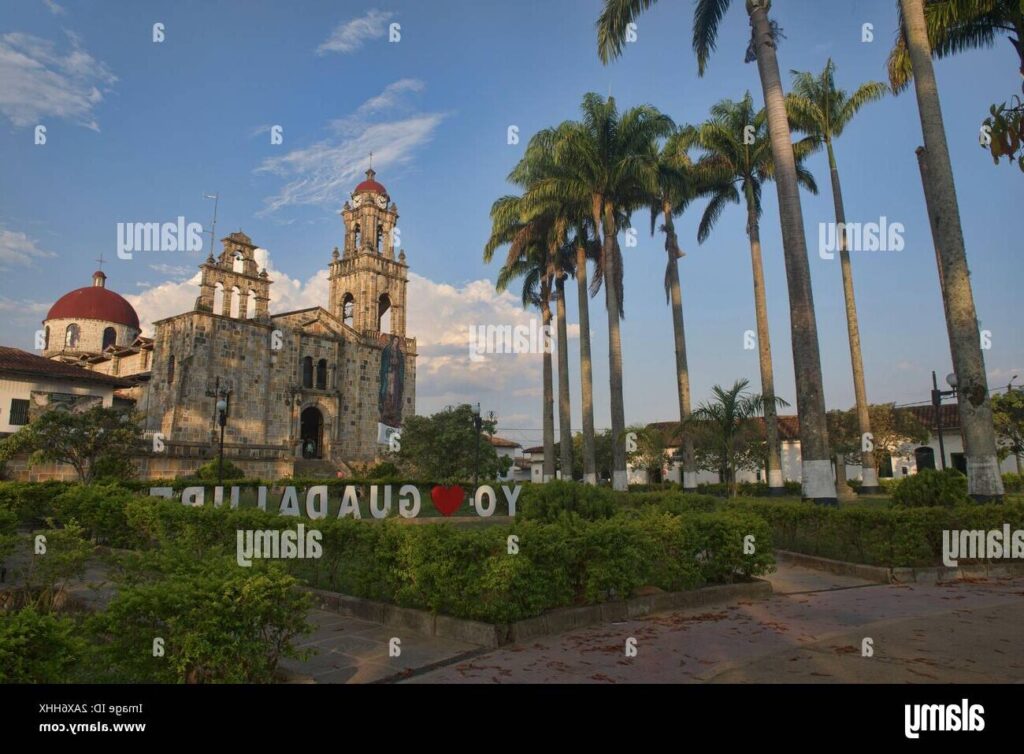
top-left (37, 170), bottom-right (417, 479)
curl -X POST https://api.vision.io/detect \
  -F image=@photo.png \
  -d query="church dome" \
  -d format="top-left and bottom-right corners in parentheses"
top-left (353, 168), bottom-right (387, 196)
top-left (46, 271), bottom-right (140, 329)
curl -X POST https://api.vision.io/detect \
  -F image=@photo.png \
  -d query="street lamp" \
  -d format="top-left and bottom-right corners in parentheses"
top-left (931, 371), bottom-right (957, 470)
top-left (216, 390), bottom-right (231, 484)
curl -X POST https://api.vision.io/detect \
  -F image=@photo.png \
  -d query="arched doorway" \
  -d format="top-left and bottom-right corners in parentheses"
top-left (914, 446), bottom-right (936, 472)
top-left (300, 407), bottom-right (324, 459)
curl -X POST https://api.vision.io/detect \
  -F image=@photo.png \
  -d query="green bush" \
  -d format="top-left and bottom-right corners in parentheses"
top-left (51, 483), bottom-right (140, 547)
top-left (91, 558), bottom-right (312, 683)
top-left (0, 607), bottom-right (85, 683)
top-left (0, 481), bottom-right (73, 525)
top-left (194, 460), bottom-right (246, 481)
top-left (890, 469), bottom-right (970, 507)
top-left (1002, 473), bottom-right (1023, 493)
top-left (727, 498), bottom-right (1024, 567)
top-left (519, 479), bottom-right (619, 522)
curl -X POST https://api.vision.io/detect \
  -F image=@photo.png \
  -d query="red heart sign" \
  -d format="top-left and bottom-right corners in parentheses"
top-left (430, 485), bottom-right (464, 517)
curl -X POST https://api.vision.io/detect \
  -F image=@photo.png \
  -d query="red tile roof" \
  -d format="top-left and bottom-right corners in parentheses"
top-left (487, 435), bottom-right (522, 448)
top-left (0, 347), bottom-right (133, 388)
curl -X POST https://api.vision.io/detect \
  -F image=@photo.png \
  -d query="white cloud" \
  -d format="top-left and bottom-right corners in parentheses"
top-left (0, 296), bottom-right (48, 314)
top-left (316, 9), bottom-right (394, 55)
top-left (148, 263), bottom-right (195, 279)
top-left (0, 226), bottom-right (57, 268)
top-left (41, 0), bottom-right (66, 15)
top-left (255, 80), bottom-right (445, 214)
top-left (0, 31), bottom-right (116, 130)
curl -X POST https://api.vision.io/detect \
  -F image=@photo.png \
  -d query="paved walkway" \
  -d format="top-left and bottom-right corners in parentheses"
top-left (402, 574), bottom-right (1024, 683)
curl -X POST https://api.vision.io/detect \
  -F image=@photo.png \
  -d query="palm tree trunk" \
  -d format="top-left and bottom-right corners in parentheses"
top-left (602, 201), bottom-right (628, 491)
top-left (746, 204), bottom-right (784, 496)
top-left (826, 141), bottom-right (880, 493)
top-left (575, 240), bottom-right (598, 484)
top-left (541, 284), bottom-right (556, 482)
top-left (555, 276), bottom-right (574, 480)
top-left (900, 0), bottom-right (1004, 500)
top-left (748, 0), bottom-right (836, 504)
top-left (663, 208), bottom-right (697, 491)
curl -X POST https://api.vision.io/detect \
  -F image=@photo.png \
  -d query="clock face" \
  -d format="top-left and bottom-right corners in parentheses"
top-left (351, 194), bottom-right (364, 208)
top-left (375, 194), bottom-right (388, 210)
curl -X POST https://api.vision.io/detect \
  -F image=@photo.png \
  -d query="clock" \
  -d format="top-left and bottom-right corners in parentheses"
top-left (351, 194), bottom-right (364, 208)
top-left (375, 194), bottom-right (389, 210)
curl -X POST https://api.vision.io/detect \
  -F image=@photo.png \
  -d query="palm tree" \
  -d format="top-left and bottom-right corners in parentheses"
top-left (532, 94), bottom-right (673, 491)
top-left (689, 378), bottom-right (789, 497)
top-left (485, 196), bottom-right (557, 481)
top-left (597, 0), bottom-right (838, 503)
top-left (649, 127), bottom-right (714, 491)
top-left (786, 59), bottom-right (887, 494)
top-left (887, 0), bottom-right (1024, 93)
top-left (893, 0), bottom-right (1005, 499)
top-left (694, 93), bottom-right (816, 496)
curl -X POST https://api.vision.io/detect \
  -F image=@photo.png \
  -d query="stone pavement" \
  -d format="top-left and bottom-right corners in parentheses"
top-left (401, 573), bottom-right (1024, 683)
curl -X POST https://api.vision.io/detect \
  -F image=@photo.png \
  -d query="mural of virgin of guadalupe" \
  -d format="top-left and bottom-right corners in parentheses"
top-left (378, 334), bottom-right (405, 428)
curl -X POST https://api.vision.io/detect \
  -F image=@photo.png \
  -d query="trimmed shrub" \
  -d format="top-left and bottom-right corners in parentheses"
top-left (519, 479), bottom-right (619, 522)
top-left (890, 469), bottom-right (970, 507)
top-left (0, 607), bottom-right (85, 683)
top-left (194, 460), bottom-right (246, 481)
top-left (0, 481), bottom-right (73, 525)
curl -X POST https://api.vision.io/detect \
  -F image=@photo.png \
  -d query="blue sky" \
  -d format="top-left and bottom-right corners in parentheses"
top-left (1, 0), bottom-right (1020, 449)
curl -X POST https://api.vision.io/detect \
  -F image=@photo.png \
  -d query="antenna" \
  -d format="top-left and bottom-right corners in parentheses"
top-left (203, 192), bottom-right (219, 257)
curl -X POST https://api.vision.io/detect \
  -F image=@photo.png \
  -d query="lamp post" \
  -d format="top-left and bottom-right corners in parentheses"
top-left (931, 371), bottom-right (957, 470)
top-left (472, 402), bottom-right (482, 489)
top-left (216, 390), bottom-right (231, 484)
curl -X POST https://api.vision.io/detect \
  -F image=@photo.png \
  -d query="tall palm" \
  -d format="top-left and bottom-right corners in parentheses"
top-left (532, 94), bottom-right (673, 491)
top-left (887, 0), bottom-right (1024, 93)
top-left (649, 127), bottom-right (713, 491)
top-left (894, 0), bottom-right (1005, 499)
top-left (597, 0), bottom-right (838, 503)
top-left (786, 59), bottom-right (887, 494)
top-left (485, 196), bottom-right (557, 481)
top-left (689, 378), bottom-right (789, 498)
top-left (694, 93), bottom-right (817, 496)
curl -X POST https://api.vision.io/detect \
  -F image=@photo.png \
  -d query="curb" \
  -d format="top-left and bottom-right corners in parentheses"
top-left (303, 578), bottom-right (773, 649)
top-left (775, 549), bottom-right (1024, 584)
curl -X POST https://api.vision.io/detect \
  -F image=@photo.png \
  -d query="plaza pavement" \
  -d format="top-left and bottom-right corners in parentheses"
top-left (282, 563), bottom-right (1024, 684)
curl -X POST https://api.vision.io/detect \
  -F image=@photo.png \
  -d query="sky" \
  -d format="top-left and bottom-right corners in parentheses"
top-left (1, 0), bottom-right (1021, 451)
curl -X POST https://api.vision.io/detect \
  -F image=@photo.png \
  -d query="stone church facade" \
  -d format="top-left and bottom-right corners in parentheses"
top-left (37, 170), bottom-right (416, 479)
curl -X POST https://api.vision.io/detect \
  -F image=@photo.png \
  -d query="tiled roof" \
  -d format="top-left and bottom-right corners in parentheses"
top-left (0, 346), bottom-right (133, 388)
top-left (487, 435), bottom-right (522, 448)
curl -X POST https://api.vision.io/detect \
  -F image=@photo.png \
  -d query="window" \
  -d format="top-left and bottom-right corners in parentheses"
top-left (246, 289), bottom-right (257, 319)
top-left (102, 327), bottom-right (117, 350)
top-left (301, 356), bottom-right (313, 388)
top-left (316, 359), bottom-right (327, 389)
top-left (230, 286), bottom-right (241, 318)
top-left (378, 293), bottom-right (392, 333)
top-left (168, 355), bottom-right (175, 384)
top-left (64, 323), bottom-right (80, 349)
top-left (342, 293), bottom-right (354, 328)
top-left (9, 399), bottom-right (29, 426)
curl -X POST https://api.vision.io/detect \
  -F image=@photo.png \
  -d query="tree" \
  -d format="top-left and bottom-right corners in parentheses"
top-left (485, 194), bottom-right (557, 481)
top-left (895, 0), bottom-right (1005, 499)
top-left (688, 379), bottom-right (789, 497)
top-left (0, 406), bottom-right (141, 483)
top-left (694, 92), bottom-right (816, 496)
top-left (531, 94), bottom-right (673, 490)
top-left (650, 126), bottom-right (716, 491)
top-left (597, 0), bottom-right (838, 503)
top-left (787, 59), bottom-right (888, 493)
top-left (395, 404), bottom-right (510, 481)
top-left (991, 389), bottom-right (1024, 473)
top-left (869, 403), bottom-right (930, 475)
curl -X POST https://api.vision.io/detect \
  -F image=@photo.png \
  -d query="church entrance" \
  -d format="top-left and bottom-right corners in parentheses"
top-left (300, 407), bottom-right (324, 459)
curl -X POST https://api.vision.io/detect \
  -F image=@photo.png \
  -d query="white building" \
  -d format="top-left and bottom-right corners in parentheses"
top-left (488, 434), bottom-right (530, 482)
top-left (0, 346), bottom-right (133, 436)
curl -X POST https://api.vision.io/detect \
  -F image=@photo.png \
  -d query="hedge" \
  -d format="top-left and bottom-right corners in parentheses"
top-left (725, 498), bottom-right (1024, 567)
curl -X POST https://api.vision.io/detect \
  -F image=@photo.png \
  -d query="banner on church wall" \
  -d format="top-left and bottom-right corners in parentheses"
top-left (376, 422), bottom-right (400, 446)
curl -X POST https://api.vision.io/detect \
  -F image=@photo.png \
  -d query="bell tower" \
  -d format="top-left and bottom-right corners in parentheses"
top-left (328, 169), bottom-right (408, 337)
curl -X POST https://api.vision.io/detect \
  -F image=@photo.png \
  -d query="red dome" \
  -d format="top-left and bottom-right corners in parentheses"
top-left (354, 179), bottom-right (387, 194)
top-left (46, 285), bottom-right (140, 329)
top-left (353, 168), bottom-right (387, 196)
